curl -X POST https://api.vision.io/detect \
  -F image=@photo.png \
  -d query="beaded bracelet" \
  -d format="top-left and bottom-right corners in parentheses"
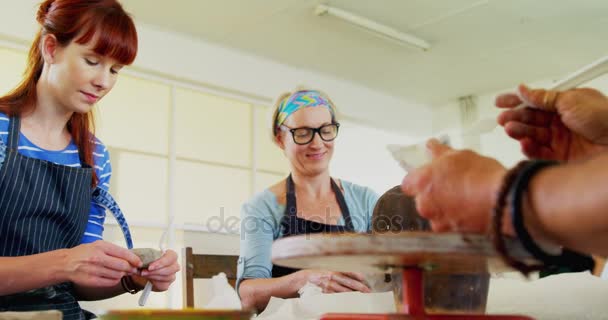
top-left (492, 160), bottom-right (544, 276)
top-left (510, 160), bottom-right (595, 272)
top-left (493, 160), bottom-right (595, 275)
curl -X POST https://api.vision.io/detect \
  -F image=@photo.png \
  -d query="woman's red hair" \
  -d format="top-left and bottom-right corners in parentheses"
top-left (0, 0), bottom-right (138, 186)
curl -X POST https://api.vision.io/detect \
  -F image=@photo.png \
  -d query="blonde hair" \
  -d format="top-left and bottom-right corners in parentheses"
top-left (270, 86), bottom-right (339, 139)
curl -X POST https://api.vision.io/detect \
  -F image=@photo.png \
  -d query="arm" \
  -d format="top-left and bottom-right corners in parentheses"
top-left (0, 242), bottom-right (141, 297)
top-left (74, 249), bottom-right (179, 301)
top-left (75, 148), bottom-right (179, 299)
top-left (239, 272), bottom-right (309, 312)
top-left (239, 270), bottom-right (369, 312)
top-left (237, 195), bottom-right (371, 311)
top-left (0, 250), bottom-right (70, 296)
top-left (73, 282), bottom-right (129, 301)
top-left (74, 146), bottom-right (125, 300)
top-left (522, 152), bottom-right (608, 256)
top-left (402, 140), bottom-right (608, 257)
top-left (236, 198), bottom-right (281, 311)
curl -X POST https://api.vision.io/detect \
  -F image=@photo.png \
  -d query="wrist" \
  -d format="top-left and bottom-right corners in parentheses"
top-left (523, 167), bottom-right (561, 253)
top-left (128, 274), bottom-right (147, 291)
top-left (489, 167), bottom-right (512, 235)
top-left (122, 275), bottom-right (145, 294)
top-left (289, 270), bottom-right (309, 292)
top-left (51, 248), bottom-right (72, 283)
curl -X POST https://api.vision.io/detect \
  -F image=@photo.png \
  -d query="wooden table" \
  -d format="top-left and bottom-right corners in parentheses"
top-left (100, 309), bottom-right (253, 320)
top-left (272, 232), bottom-right (536, 320)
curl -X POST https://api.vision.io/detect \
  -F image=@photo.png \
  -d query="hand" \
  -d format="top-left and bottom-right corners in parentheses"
top-left (299, 270), bottom-right (371, 294)
top-left (496, 84), bottom-right (608, 161)
top-left (131, 249), bottom-right (180, 292)
top-left (62, 240), bottom-right (142, 287)
top-left (401, 139), bottom-right (507, 233)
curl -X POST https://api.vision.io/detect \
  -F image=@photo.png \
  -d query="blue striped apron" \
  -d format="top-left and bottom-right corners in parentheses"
top-left (0, 117), bottom-right (125, 319)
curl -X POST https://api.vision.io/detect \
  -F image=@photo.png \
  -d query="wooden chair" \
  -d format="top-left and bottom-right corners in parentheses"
top-left (183, 247), bottom-right (239, 308)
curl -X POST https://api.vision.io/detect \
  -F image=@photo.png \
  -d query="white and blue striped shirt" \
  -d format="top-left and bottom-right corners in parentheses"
top-left (0, 112), bottom-right (111, 244)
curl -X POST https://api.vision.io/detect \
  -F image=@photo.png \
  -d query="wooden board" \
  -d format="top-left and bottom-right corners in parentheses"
top-left (272, 232), bottom-right (535, 274)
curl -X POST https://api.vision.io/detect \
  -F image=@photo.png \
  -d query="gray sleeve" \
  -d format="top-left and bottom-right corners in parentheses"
top-left (236, 194), bottom-right (278, 292)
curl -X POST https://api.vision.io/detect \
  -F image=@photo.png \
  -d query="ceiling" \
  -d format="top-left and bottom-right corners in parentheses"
top-left (120, 0), bottom-right (608, 107)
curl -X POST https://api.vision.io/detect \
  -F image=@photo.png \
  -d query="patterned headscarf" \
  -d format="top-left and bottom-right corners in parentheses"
top-left (275, 90), bottom-right (335, 130)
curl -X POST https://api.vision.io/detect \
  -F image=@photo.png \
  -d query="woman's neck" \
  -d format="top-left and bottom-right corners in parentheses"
top-left (290, 171), bottom-right (332, 198)
top-left (20, 82), bottom-right (73, 148)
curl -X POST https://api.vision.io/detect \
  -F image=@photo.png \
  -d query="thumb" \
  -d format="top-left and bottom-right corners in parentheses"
top-left (426, 138), bottom-right (451, 158)
top-left (518, 84), bottom-right (558, 112)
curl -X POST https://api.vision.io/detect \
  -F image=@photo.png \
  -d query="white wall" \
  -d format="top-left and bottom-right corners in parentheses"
top-left (430, 73), bottom-right (608, 166)
top-left (0, 0), bottom-right (433, 137)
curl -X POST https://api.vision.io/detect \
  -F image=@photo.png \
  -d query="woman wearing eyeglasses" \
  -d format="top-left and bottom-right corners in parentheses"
top-left (237, 88), bottom-right (379, 311)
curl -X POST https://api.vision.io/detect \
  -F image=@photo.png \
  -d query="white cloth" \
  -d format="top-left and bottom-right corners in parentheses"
top-left (256, 282), bottom-right (396, 320)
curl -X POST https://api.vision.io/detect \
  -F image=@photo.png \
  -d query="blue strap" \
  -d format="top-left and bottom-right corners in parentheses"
top-left (92, 187), bottom-right (134, 249)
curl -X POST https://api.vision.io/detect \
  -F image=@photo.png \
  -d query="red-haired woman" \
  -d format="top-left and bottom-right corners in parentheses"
top-left (0, 1), bottom-right (179, 318)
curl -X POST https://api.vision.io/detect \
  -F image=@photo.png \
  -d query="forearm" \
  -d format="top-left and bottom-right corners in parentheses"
top-left (73, 282), bottom-right (126, 301)
top-left (0, 249), bottom-right (69, 296)
top-left (74, 273), bottom-right (152, 301)
top-left (526, 152), bottom-right (608, 256)
top-left (239, 272), bottom-right (306, 312)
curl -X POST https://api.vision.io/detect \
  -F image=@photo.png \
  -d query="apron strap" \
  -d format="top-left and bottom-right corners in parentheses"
top-left (7, 117), bottom-right (20, 151)
top-left (281, 174), bottom-right (354, 232)
top-left (331, 178), bottom-right (354, 231)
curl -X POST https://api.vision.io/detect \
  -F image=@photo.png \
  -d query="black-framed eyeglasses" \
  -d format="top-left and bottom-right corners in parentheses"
top-left (281, 123), bottom-right (340, 145)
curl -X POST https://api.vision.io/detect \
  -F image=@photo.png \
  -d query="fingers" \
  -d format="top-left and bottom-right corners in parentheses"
top-left (140, 250), bottom-right (179, 288)
top-left (402, 139), bottom-right (452, 196)
top-left (92, 265), bottom-right (126, 281)
top-left (147, 250), bottom-right (178, 272)
top-left (401, 165), bottom-right (431, 196)
top-left (497, 108), bottom-right (552, 127)
top-left (98, 242), bottom-right (142, 268)
top-left (495, 92), bottom-right (523, 109)
top-left (141, 262), bottom-right (180, 278)
top-left (430, 220), bottom-right (452, 233)
top-left (342, 272), bottom-right (367, 283)
top-left (496, 84), bottom-right (559, 112)
top-left (79, 265), bottom-right (124, 284)
top-left (415, 192), bottom-right (441, 221)
top-left (331, 273), bottom-right (371, 293)
top-left (426, 138), bottom-right (451, 158)
top-left (517, 84), bottom-right (559, 112)
top-left (101, 255), bottom-right (139, 274)
top-left (504, 122), bottom-right (551, 145)
top-left (325, 280), bottom-right (352, 293)
top-left (143, 273), bottom-right (177, 283)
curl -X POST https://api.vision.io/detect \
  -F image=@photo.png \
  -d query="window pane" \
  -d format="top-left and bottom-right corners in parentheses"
top-left (254, 106), bottom-right (289, 173)
top-left (0, 47), bottom-right (26, 95)
top-left (175, 160), bottom-right (250, 231)
top-left (255, 172), bottom-right (284, 194)
top-left (110, 151), bottom-right (168, 225)
top-left (175, 88), bottom-right (251, 167)
top-left (330, 120), bottom-right (413, 194)
top-left (96, 75), bottom-right (170, 155)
